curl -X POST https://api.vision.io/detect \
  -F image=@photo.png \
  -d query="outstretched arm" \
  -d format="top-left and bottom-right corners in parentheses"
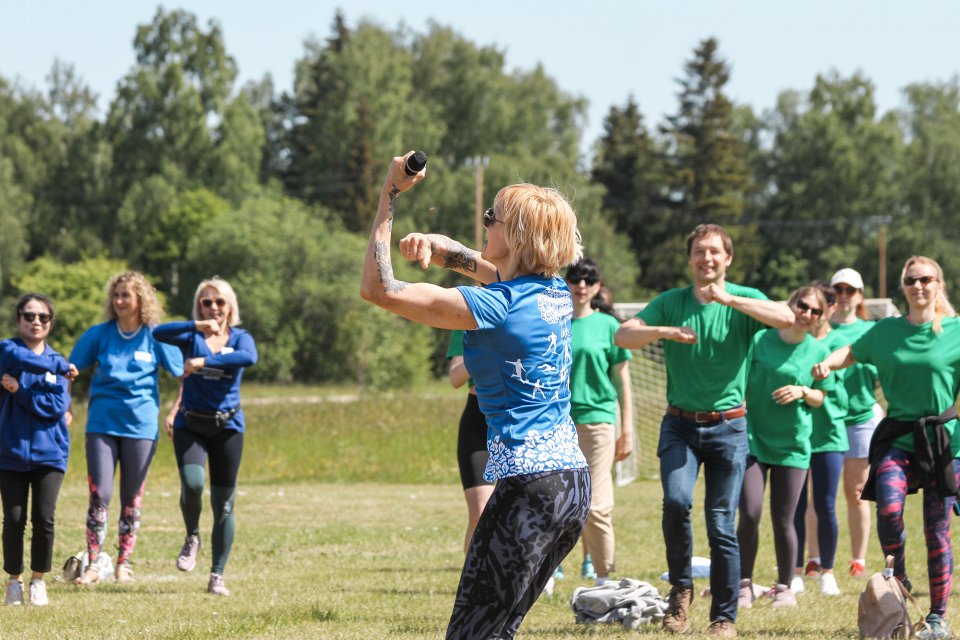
top-left (614, 317), bottom-right (698, 349)
top-left (360, 153), bottom-right (479, 330)
top-left (700, 284), bottom-right (795, 329)
top-left (812, 345), bottom-right (856, 379)
top-left (399, 233), bottom-right (498, 285)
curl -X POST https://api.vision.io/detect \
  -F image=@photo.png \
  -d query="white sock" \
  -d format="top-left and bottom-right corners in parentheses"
top-left (852, 558), bottom-right (865, 565)
top-left (808, 556), bottom-right (821, 564)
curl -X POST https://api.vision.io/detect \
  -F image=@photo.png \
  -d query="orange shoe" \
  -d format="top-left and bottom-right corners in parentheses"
top-left (804, 560), bottom-right (821, 577)
top-left (849, 560), bottom-right (865, 578)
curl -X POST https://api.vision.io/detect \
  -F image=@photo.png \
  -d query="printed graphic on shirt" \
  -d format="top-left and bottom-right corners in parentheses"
top-left (504, 285), bottom-right (573, 401)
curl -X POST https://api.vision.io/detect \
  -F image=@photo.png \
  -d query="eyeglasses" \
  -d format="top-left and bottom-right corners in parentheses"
top-left (833, 285), bottom-right (859, 295)
top-left (482, 208), bottom-right (504, 228)
top-left (200, 298), bottom-right (228, 309)
top-left (20, 312), bottom-right (51, 324)
top-left (903, 275), bottom-right (937, 287)
top-left (795, 301), bottom-right (823, 318)
top-left (566, 275), bottom-right (599, 286)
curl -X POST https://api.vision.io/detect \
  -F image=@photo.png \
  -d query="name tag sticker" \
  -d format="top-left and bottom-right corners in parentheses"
top-left (221, 347), bottom-right (234, 355)
top-left (45, 372), bottom-right (58, 384)
top-left (134, 351), bottom-right (153, 363)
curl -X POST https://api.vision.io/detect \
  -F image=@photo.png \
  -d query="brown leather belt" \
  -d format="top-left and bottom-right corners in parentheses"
top-left (667, 404), bottom-right (746, 424)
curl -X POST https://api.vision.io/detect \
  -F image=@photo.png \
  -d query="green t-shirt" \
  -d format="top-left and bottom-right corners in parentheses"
top-left (851, 315), bottom-right (960, 455)
top-left (745, 330), bottom-right (834, 468)
top-left (810, 330), bottom-right (850, 453)
top-left (829, 319), bottom-right (880, 426)
top-left (569, 311), bottom-right (632, 425)
top-left (446, 329), bottom-right (474, 389)
top-left (637, 282), bottom-right (769, 411)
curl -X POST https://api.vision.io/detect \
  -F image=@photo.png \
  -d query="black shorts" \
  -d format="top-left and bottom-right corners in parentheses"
top-left (457, 393), bottom-right (492, 490)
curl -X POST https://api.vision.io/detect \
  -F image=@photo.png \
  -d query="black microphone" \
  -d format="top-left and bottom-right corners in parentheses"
top-left (404, 150), bottom-right (428, 176)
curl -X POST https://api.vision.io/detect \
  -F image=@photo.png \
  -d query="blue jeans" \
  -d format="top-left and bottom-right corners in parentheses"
top-left (658, 413), bottom-right (749, 623)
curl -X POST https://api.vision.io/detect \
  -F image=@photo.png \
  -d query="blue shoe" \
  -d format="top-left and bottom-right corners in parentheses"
top-left (581, 555), bottom-right (597, 580)
top-left (917, 614), bottom-right (953, 639)
top-left (552, 565), bottom-right (565, 580)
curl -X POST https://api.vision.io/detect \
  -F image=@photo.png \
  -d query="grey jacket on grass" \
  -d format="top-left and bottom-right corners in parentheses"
top-left (570, 579), bottom-right (668, 629)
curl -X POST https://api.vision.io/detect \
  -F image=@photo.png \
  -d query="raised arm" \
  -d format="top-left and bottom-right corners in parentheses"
top-left (359, 153), bottom-right (479, 330)
top-left (700, 284), bottom-right (795, 329)
top-left (399, 233), bottom-right (498, 285)
top-left (614, 317), bottom-right (698, 350)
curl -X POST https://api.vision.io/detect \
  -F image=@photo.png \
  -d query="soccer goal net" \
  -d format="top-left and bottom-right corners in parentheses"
top-left (612, 298), bottom-right (898, 485)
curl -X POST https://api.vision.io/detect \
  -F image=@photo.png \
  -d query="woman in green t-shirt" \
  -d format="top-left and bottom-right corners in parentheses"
top-left (563, 259), bottom-right (633, 587)
top-left (829, 268), bottom-right (882, 579)
top-left (737, 285), bottom-right (833, 609)
top-left (813, 256), bottom-right (960, 639)
top-left (446, 330), bottom-right (493, 555)
top-left (792, 282), bottom-right (848, 597)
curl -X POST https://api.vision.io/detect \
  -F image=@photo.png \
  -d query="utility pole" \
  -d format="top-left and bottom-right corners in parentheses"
top-left (877, 216), bottom-right (891, 298)
top-left (472, 156), bottom-right (490, 249)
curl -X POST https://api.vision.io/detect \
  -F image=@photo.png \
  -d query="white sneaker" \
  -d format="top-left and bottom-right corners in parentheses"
top-left (789, 575), bottom-right (805, 594)
top-left (542, 576), bottom-right (555, 597)
top-left (176, 535), bottom-right (200, 572)
top-left (4, 578), bottom-right (23, 605)
top-left (818, 572), bottom-right (841, 595)
top-left (207, 572), bottom-right (230, 596)
top-left (28, 579), bottom-right (48, 606)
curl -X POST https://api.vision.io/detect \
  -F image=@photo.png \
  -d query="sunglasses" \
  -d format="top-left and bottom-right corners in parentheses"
top-left (903, 275), bottom-right (937, 287)
top-left (566, 275), bottom-right (599, 286)
top-left (482, 208), bottom-right (503, 228)
top-left (795, 301), bottom-right (823, 318)
top-left (200, 298), bottom-right (228, 309)
top-left (20, 312), bottom-right (52, 324)
top-left (833, 284), bottom-right (859, 295)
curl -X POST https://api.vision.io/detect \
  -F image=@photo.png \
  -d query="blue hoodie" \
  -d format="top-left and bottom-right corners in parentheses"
top-left (0, 338), bottom-right (72, 472)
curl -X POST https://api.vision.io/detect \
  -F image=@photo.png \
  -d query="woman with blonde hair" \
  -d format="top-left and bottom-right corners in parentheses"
top-left (363, 152), bottom-right (590, 639)
top-left (69, 272), bottom-right (184, 585)
top-left (813, 256), bottom-right (960, 639)
top-left (156, 277), bottom-right (257, 596)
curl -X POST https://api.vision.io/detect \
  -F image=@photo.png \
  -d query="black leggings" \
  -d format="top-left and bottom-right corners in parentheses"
top-left (737, 458), bottom-right (807, 586)
top-left (446, 469), bottom-right (590, 640)
top-left (0, 467), bottom-right (64, 575)
top-left (457, 394), bottom-right (491, 490)
top-left (173, 428), bottom-right (244, 574)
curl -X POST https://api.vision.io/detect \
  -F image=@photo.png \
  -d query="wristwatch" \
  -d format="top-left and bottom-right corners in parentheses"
top-left (800, 385), bottom-right (811, 401)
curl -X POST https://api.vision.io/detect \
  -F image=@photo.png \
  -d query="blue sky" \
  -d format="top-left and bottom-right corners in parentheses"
top-left (2, 1), bottom-right (957, 160)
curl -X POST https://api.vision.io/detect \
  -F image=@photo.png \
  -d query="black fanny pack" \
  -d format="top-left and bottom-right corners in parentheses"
top-left (183, 408), bottom-right (237, 438)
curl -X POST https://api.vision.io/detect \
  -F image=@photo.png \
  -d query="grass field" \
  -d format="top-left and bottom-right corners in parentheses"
top-left (4, 384), bottom-right (947, 638)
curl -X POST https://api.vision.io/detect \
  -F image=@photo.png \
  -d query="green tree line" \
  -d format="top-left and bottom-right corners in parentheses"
top-left (1, 8), bottom-right (958, 386)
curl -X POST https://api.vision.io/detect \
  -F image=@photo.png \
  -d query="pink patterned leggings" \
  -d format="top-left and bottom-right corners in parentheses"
top-left (84, 433), bottom-right (158, 565)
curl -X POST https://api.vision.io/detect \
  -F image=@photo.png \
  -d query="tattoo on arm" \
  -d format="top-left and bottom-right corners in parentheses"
top-left (386, 185), bottom-right (399, 231)
top-left (374, 241), bottom-right (408, 294)
top-left (437, 239), bottom-right (478, 273)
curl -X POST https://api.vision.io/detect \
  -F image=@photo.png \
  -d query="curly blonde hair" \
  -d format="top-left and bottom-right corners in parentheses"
top-left (103, 271), bottom-right (165, 327)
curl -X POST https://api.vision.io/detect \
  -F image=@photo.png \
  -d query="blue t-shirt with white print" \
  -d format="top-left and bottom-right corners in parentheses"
top-left (458, 274), bottom-right (587, 481)
top-left (70, 321), bottom-right (184, 440)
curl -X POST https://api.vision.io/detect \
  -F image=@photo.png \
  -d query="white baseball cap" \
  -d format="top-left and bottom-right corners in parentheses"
top-left (830, 268), bottom-right (864, 290)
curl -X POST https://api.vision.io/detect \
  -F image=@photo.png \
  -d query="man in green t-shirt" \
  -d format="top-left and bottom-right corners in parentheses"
top-left (615, 224), bottom-right (794, 636)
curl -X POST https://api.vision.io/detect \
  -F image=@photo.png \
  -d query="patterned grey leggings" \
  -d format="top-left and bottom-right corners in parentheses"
top-left (446, 468), bottom-right (591, 640)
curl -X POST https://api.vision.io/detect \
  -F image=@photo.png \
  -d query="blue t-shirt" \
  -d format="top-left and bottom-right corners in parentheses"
top-left (458, 274), bottom-right (587, 481)
top-left (70, 321), bottom-right (184, 440)
top-left (153, 322), bottom-right (258, 433)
